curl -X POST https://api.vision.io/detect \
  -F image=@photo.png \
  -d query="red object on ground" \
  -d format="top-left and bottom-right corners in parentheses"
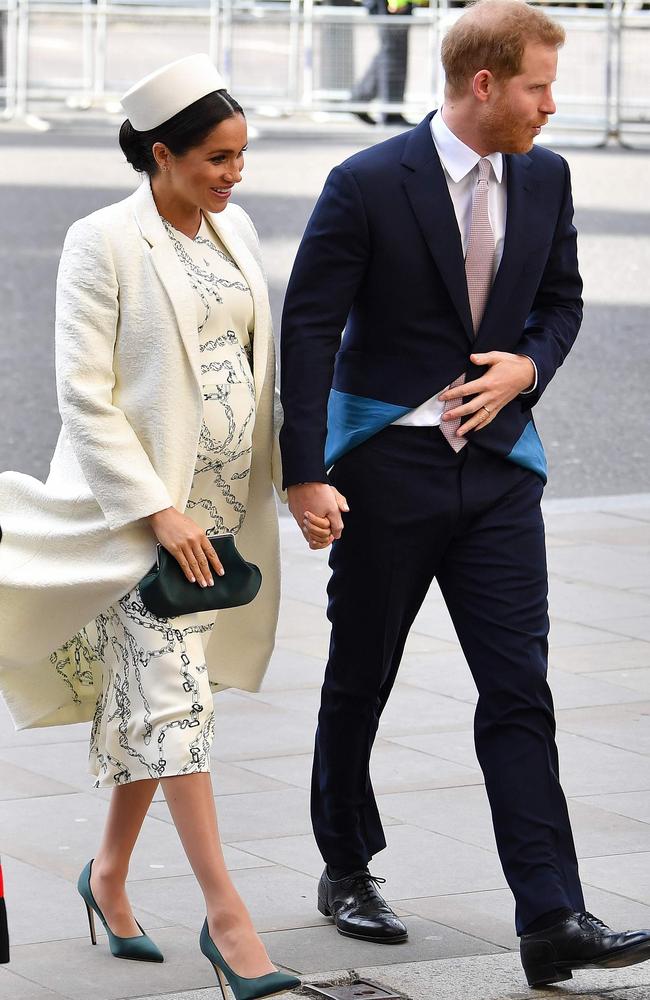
top-left (0, 860), bottom-right (9, 963)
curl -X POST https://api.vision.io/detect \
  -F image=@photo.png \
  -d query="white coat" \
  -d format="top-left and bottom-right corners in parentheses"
top-left (0, 179), bottom-right (283, 731)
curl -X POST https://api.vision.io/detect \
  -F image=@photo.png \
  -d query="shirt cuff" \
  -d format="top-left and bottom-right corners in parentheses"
top-left (518, 355), bottom-right (538, 396)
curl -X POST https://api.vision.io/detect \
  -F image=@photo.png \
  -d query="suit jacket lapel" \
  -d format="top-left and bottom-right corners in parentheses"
top-left (476, 152), bottom-right (532, 344)
top-left (132, 180), bottom-right (201, 390)
top-left (401, 114), bottom-right (474, 342)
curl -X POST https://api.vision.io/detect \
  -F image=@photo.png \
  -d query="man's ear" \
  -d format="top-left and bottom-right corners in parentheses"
top-left (472, 69), bottom-right (494, 103)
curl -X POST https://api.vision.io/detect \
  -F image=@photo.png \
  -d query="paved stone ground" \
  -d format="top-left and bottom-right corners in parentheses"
top-left (1, 493), bottom-right (649, 1000)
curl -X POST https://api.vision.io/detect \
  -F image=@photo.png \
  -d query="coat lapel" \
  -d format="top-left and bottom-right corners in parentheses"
top-left (475, 152), bottom-right (533, 345)
top-left (401, 114), bottom-right (474, 342)
top-left (206, 209), bottom-right (271, 408)
top-left (132, 181), bottom-right (201, 389)
top-left (131, 181), bottom-right (271, 406)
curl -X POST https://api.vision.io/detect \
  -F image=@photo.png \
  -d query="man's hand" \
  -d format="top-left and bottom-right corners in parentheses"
top-left (438, 352), bottom-right (535, 438)
top-left (287, 483), bottom-right (349, 550)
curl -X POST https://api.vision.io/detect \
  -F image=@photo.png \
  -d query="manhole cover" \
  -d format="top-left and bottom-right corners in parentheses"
top-left (305, 980), bottom-right (402, 1000)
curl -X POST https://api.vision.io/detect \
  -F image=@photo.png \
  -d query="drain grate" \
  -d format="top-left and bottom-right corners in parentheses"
top-left (304, 980), bottom-right (402, 1000)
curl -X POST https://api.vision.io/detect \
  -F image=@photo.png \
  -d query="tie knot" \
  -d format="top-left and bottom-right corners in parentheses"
top-left (477, 158), bottom-right (491, 184)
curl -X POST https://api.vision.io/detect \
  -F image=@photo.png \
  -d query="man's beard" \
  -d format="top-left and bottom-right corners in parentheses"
top-left (480, 95), bottom-right (538, 155)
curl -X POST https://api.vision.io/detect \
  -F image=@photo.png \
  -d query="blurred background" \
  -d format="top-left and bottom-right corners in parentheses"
top-left (0, 0), bottom-right (649, 499)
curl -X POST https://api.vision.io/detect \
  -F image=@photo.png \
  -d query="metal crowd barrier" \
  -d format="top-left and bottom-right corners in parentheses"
top-left (0, 0), bottom-right (648, 144)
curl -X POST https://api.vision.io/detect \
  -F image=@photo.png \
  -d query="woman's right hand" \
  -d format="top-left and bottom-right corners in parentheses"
top-left (147, 507), bottom-right (224, 587)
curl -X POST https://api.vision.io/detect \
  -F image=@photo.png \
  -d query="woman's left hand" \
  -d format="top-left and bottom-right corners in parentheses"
top-left (438, 352), bottom-right (535, 438)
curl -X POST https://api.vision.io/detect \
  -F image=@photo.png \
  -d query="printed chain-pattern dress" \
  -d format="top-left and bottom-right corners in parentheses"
top-left (81, 214), bottom-right (256, 787)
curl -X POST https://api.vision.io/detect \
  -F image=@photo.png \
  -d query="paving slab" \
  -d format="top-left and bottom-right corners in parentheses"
top-left (251, 684), bottom-right (477, 737)
top-left (579, 852), bottom-right (650, 905)
top-left (397, 657), bottom-right (650, 711)
top-left (547, 543), bottom-right (650, 590)
top-left (547, 620), bottom-right (630, 647)
top-left (235, 741), bottom-right (482, 795)
top-left (235, 824), bottom-right (506, 897)
top-left (386, 730), bottom-right (650, 796)
top-left (356, 951), bottom-right (650, 1000)
top-left (0, 856), bottom-right (172, 947)
top-left (544, 511), bottom-right (650, 547)
top-left (556, 703), bottom-right (650, 756)
top-left (128, 865), bottom-right (327, 935)
top-left (151, 786), bottom-right (313, 843)
top-left (0, 757), bottom-right (77, 801)
top-left (256, 647), bottom-right (328, 692)
top-left (591, 668), bottom-right (650, 696)
top-left (276, 599), bottom-right (333, 640)
top-left (376, 786), bottom-right (650, 859)
top-left (3, 926), bottom-right (227, 1000)
top-left (549, 641), bottom-right (650, 674)
top-left (548, 580), bottom-right (650, 623)
top-left (208, 692), bottom-right (318, 761)
top-left (258, 916), bottom-right (501, 975)
top-left (598, 618), bottom-right (650, 643)
top-left (576, 790), bottom-right (650, 825)
top-left (0, 793), bottom-right (263, 881)
top-left (393, 885), bottom-right (650, 953)
top-left (0, 741), bottom-right (286, 800)
top-left (0, 698), bottom-right (91, 750)
top-left (277, 630), bottom-right (451, 661)
top-left (0, 967), bottom-right (66, 1000)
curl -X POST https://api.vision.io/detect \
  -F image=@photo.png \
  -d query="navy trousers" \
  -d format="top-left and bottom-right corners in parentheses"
top-left (311, 425), bottom-right (585, 933)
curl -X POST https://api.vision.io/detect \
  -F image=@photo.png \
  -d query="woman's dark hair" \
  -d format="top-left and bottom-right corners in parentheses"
top-left (119, 89), bottom-right (245, 176)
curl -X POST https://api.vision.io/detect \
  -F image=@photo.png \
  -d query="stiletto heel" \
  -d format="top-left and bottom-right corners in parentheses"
top-left (77, 860), bottom-right (164, 963)
top-left (199, 918), bottom-right (301, 1000)
top-left (84, 900), bottom-right (97, 945)
top-left (214, 963), bottom-right (229, 1000)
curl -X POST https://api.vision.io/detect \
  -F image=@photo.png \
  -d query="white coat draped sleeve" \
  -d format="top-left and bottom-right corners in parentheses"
top-left (0, 180), bottom-right (283, 731)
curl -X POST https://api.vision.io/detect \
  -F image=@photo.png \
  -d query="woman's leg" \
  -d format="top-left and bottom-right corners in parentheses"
top-left (161, 772), bottom-right (275, 977)
top-left (90, 778), bottom-right (159, 937)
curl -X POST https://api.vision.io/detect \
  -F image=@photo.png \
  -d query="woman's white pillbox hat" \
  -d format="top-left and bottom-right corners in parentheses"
top-left (121, 54), bottom-right (227, 132)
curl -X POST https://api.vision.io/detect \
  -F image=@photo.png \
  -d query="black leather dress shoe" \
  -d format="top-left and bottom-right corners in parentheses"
top-left (521, 911), bottom-right (650, 987)
top-left (317, 868), bottom-right (408, 943)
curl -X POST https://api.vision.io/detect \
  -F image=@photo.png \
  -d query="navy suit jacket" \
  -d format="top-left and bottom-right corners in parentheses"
top-left (280, 112), bottom-right (583, 488)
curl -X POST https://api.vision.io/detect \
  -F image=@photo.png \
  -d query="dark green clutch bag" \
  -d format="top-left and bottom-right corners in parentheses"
top-left (139, 533), bottom-right (262, 619)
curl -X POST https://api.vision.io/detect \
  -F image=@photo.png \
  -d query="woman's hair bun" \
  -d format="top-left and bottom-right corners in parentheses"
top-left (119, 119), bottom-right (156, 174)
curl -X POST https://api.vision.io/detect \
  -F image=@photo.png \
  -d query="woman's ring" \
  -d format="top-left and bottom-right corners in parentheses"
top-left (482, 405), bottom-right (491, 416)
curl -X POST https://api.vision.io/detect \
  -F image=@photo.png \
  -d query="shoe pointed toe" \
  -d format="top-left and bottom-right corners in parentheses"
top-left (111, 929), bottom-right (164, 963)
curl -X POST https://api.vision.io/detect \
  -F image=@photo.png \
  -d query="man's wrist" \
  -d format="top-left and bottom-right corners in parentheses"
top-left (517, 355), bottom-right (538, 395)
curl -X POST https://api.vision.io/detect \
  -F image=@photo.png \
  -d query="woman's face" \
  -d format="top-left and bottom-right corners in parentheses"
top-left (154, 113), bottom-right (247, 214)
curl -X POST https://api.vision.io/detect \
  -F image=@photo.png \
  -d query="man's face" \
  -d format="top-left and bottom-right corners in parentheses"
top-left (481, 42), bottom-right (558, 154)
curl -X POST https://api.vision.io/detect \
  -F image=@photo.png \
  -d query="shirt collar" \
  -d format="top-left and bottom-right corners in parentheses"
top-left (431, 109), bottom-right (503, 184)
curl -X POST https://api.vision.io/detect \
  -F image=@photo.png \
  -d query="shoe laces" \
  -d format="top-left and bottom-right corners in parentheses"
top-left (351, 871), bottom-right (387, 903)
top-left (578, 911), bottom-right (609, 932)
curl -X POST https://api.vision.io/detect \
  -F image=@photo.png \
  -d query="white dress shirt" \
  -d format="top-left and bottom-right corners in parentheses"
top-left (393, 109), bottom-right (507, 427)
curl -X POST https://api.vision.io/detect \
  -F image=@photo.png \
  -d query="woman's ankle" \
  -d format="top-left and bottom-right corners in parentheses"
top-left (91, 855), bottom-right (129, 885)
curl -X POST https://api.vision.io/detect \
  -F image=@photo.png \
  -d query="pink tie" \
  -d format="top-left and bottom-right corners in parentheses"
top-left (441, 157), bottom-right (496, 452)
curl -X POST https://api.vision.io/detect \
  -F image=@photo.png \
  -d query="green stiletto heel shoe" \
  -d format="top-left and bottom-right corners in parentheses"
top-left (199, 918), bottom-right (300, 1000)
top-left (77, 860), bottom-right (164, 963)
